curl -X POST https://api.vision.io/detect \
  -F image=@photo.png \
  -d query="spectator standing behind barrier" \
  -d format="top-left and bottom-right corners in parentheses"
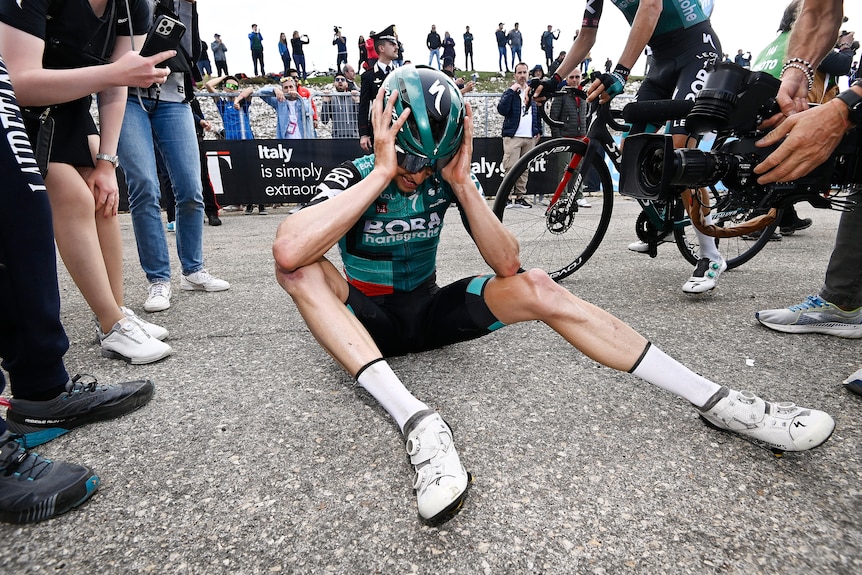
top-left (0, 57), bottom-right (158, 524)
top-left (197, 39), bottom-right (212, 79)
top-left (426, 24), bottom-right (442, 69)
top-left (508, 23), bottom-right (523, 70)
top-left (120, 0), bottom-right (231, 315)
top-left (278, 32), bottom-right (291, 76)
top-left (0, 0), bottom-right (172, 364)
top-left (334, 28), bottom-right (348, 72)
top-left (463, 26), bottom-right (474, 71)
top-left (498, 62), bottom-right (541, 208)
top-left (212, 33), bottom-right (229, 75)
top-left (358, 35), bottom-right (368, 70)
top-left (249, 24), bottom-right (265, 76)
top-left (441, 31), bottom-right (456, 69)
top-left (496, 23), bottom-right (510, 72)
top-left (342, 63), bottom-right (359, 90)
top-left (548, 70), bottom-right (595, 208)
top-left (204, 75), bottom-right (263, 215)
top-left (751, 0), bottom-right (862, 396)
top-left (259, 77), bottom-right (316, 139)
top-left (541, 25), bottom-right (560, 70)
top-left (604, 57), bottom-right (612, 73)
top-left (292, 31), bottom-right (310, 80)
top-left (287, 68), bottom-right (319, 134)
top-left (365, 32), bottom-right (378, 69)
top-left (549, 51), bottom-right (566, 77)
top-left (358, 25), bottom-right (399, 151)
top-left (321, 74), bottom-right (360, 138)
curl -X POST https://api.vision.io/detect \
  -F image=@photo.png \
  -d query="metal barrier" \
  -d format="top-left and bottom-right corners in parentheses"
top-left (195, 91), bottom-right (636, 140)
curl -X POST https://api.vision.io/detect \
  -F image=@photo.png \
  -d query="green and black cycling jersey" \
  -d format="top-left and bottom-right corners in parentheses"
top-left (303, 155), bottom-right (485, 296)
top-left (582, 0), bottom-right (710, 38)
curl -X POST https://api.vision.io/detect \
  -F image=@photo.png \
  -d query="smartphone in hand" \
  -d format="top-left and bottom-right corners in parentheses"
top-left (140, 15), bottom-right (187, 66)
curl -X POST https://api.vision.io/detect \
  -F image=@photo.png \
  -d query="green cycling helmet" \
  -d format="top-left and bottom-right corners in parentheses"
top-left (382, 64), bottom-right (465, 171)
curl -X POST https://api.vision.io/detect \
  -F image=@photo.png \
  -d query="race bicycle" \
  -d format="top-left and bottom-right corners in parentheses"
top-left (491, 87), bottom-right (783, 281)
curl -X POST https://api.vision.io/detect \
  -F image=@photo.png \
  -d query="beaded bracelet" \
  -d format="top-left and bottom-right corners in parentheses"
top-left (779, 57), bottom-right (814, 92)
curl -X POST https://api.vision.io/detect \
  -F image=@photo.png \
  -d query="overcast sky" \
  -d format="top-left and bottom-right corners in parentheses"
top-left (198, 1), bottom-right (862, 78)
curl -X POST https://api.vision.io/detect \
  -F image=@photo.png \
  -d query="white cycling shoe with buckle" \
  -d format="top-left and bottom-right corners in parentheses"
top-left (698, 387), bottom-right (835, 454)
top-left (403, 410), bottom-right (471, 524)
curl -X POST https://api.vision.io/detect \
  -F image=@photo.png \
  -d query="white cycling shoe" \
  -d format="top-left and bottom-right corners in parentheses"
top-left (403, 410), bottom-right (471, 524)
top-left (698, 387), bottom-right (835, 454)
top-left (682, 257), bottom-right (727, 293)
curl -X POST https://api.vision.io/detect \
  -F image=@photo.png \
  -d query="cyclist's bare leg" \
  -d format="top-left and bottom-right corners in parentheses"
top-left (482, 268), bottom-right (721, 405)
top-left (276, 257), bottom-right (380, 376)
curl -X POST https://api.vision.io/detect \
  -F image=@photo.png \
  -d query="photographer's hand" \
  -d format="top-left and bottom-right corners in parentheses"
top-left (754, 99), bottom-right (849, 184)
top-left (760, 68), bottom-right (811, 129)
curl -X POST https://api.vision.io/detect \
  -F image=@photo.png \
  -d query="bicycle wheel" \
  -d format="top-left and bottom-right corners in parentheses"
top-left (492, 138), bottom-right (614, 280)
top-left (674, 187), bottom-right (783, 270)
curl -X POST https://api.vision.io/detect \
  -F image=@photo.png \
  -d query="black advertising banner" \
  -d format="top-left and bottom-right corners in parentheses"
top-left (199, 138), bottom-right (522, 204)
top-left (119, 137), bottom-right (560, 210)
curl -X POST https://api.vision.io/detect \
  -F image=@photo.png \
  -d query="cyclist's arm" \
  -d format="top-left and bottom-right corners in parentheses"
top-left (553, 27), bottom-right (597, 82)
top-left (441, 109), bottom-right (520, 277)
top-left (615, 0), bottom-right (660, 72)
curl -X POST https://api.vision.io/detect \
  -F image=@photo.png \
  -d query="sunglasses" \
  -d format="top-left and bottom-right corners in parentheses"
top-left (224, 82), bottom-right (239, 90)
top-left (335, 77), bottom-right (346, 81)
top-left (396, 150), bottom-right (454, 173)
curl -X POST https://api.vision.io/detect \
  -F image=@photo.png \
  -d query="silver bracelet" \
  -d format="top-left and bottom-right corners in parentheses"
top-left (779, 61), bottom-right (814, 92)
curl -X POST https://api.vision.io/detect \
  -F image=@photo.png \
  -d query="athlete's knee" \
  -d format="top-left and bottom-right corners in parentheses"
top-left (518, 268), bottom-right (579, 316)
top-left (276, 260), bottom-right (326, 296)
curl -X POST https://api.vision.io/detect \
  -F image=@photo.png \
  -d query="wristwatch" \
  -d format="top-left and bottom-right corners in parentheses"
top-left (835, 79), bottom-right (862, 127)
top-left (95, 153), bottom-right (120, 168)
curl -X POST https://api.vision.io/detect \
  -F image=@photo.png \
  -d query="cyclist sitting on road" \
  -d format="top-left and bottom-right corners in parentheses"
top-left (272, 65), bottom-right (835, 526)
top-left (541, 0), bottom-right (729, 294)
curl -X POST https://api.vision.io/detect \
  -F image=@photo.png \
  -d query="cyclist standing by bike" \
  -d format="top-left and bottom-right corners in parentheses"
top-left (543, 0), bottom-right (728, 294)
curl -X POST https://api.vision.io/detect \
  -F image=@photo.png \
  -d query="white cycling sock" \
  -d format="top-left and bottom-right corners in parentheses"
top-left (356, 359), bottom-right (429, 432)
top-left (629, 343), bottom-right (722, 408)
top-left (696, 214), bottom-right (722, 262)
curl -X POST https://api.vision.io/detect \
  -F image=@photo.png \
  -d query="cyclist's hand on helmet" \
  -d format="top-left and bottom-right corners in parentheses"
top-left (371, 89), bottom-right (411, 179)
top-left (528, 74), bottom-right (562, 103)
top-left (440, 102), bottom-right (474, 188)
top-left (587, 64), bottom-right (630, 104)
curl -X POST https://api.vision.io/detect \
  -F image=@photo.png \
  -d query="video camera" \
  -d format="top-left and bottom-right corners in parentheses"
top-left (620, 63), bottom-right (861, 211)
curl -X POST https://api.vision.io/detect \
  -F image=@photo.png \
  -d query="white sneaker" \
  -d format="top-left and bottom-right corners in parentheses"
top-left (100, 319), bottom-right (172, 365)
top-left (144, 281), bottom-right (172, 312)
top-left (682, 257), bottom-right (727, 294)
top-left (180, 269), bottom-right (230, 292)
top-left (576, 198), bottom-right (592, 208)
top-left (627, 240), bottom-right (650, 253)
top-left (698, 387), bottom-right (835, 453)
top-left (121, 306), bottom-right (168, 341)
top-left (843, 367), bottom-right (862, 396)
top-left (404, 410), bottom-right (471, 524)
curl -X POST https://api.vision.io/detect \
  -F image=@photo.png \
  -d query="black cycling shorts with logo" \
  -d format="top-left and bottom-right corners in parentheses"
top-left (345, 274), bottom-right (504, 357)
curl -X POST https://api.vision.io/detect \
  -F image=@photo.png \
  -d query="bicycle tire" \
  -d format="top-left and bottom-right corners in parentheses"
top-left (674, 188), bottom-right (783, 270)
top-left (492, 138), bottom-right (614, 280)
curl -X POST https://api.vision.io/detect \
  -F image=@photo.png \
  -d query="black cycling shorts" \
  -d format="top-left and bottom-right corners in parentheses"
top-left (635, 21), bottom-right (723, 136)
top-left (346, 274), bottom-right (504, 357)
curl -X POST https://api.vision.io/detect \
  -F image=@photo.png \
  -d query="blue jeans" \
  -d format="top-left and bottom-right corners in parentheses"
top-left (498, 46), bottom-right (508, 71)
top-left (428, 49), bottom-right (441, 69)
top-left (119, 98), bottom-right (205, 282)
top-left (510, 46), bottom-right (521, 67)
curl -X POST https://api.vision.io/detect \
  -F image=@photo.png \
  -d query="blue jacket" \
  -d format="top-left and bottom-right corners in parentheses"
top-left (497, 88), bottom-right (540, 137)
